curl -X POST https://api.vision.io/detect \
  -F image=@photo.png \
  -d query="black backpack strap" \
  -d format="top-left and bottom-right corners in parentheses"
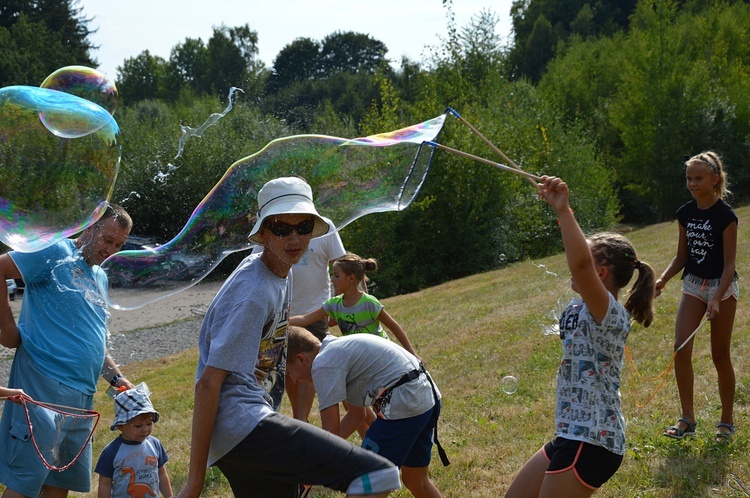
top-left (373, 363), bottom-right (450, 466)
top-left (422, 366), bottom-right (450, 466)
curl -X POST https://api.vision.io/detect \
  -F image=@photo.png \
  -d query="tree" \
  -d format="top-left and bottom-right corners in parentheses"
top-left (0, 13), bottom-right (71, 86)
top-left (266, 37), bottom-right (323, 92)
top-left (319, 31), bottom-right (388, 75)
top-left (117, 50), bottom-right (170, 104)
top-left (168, 37), bottom-right (208, 92)
top-left (540, 0), bottom-right (750, 222)
top-left (0, 0), bottom-right (95, 67)
top-left (0, 0), bottom-right (98, 86)
top-left (508, 0), bottom-right (636, 81)
top-left (204, 25), bottom-right (250, 94)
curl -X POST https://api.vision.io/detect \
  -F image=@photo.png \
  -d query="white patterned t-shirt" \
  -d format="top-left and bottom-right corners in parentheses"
top-left (555, 294), bottom-right (630, 455)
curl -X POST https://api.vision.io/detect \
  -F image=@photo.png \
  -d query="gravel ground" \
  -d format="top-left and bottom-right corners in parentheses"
top-left (0, 315), bottom-right (205, 389)
top-left (0, 283), bottom-right (219, 390)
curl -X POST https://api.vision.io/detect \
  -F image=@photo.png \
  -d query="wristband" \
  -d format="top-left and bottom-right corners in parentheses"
top-left (109, 374), bottom-right (121, 387)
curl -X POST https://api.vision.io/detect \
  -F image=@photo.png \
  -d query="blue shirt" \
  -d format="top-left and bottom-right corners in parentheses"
top-left (95, 435), bottom-right (168, 497)
top-left (10, 239), bottom-right (108, 394)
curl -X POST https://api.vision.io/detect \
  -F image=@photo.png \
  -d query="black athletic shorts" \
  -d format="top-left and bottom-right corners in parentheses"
top-left (542, 437), bottom-right (623, 489)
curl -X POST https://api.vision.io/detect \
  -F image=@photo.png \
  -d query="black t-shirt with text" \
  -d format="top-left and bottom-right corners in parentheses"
top-left (676, 199), bottom-right (737, 280)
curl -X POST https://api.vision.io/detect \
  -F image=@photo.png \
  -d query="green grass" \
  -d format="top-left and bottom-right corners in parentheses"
top-left (11, 206), bottom-right (750, 497)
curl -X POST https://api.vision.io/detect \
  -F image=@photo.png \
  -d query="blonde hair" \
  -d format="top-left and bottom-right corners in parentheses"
top-left (589, 232), bottom-right (656, 327)
top-left (686, 151), bottom-right (731, 199)
top-left (333, 252), bottom-right (378, 289)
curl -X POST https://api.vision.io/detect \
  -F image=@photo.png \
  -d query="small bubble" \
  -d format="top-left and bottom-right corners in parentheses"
top-left (501, 375), bottom-right (518, 395)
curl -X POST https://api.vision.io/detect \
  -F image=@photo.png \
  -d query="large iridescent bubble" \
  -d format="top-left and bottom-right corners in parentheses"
top-left (103, 114), bottom-right (446, 310)
top-left (0, 86), bottom-right (120, 252)
top-left (41, 65), bottom-right (118, 116)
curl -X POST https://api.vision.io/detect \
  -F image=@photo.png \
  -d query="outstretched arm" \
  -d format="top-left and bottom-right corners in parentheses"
top-left (0, 387), bottom-right (31, 404)
top-left (378, 309), bottom-right (417, 357)
top-left (290, 307), bottom-right (328, 327)
top-left (537, 176), bottom-right (610, 323)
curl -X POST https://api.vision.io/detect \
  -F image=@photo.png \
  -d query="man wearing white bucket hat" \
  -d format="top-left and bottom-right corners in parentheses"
top-left (177, 177), bottom-right (400, 498)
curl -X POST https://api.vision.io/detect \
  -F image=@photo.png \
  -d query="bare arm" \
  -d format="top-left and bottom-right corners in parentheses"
top-left (0, 387), bottom-right (31, 404)
top-left (289, 307), bottom-right (328, 327)
top-left (538, 176), bottom-right (610, 323)
top-left (706, 221), bottom-right (737, 319)
top-left (0, 254), bottom-right (21, 348)
top-left (176, 365), bottom-right (227, 498)
top-left (320, 403), bottom-right (342, 436)
top-left (97, 475), bottom-right (112, 498)
top-left (159, 464), bottom-right (174, 498)
top-left (655, 224), bottom-right (688, 297)
top-left (377, 309), bottom-right (417, 357)
top-left (339, 404), bottom-right (367, 439)
top-left (101, 352), bottom-right (134, 390)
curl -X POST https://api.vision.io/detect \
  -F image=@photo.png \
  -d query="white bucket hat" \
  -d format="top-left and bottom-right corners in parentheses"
top-left (248, 177), bottom-right (330, 244)
top-left (110, 387), bottom-right (160, 430)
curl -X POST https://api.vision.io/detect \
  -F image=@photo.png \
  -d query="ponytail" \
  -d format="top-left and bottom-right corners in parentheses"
top-left (624, 261), bottom-right (656, 327)
top-left (589, 232), bottom-right (656, 327)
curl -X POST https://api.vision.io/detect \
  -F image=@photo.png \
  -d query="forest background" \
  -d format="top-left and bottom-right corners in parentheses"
top-left (2, 0), bottom-right (749, 297)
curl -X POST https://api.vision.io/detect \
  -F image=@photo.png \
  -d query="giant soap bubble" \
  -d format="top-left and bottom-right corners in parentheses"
top-left (103, 114), bottom-right (447, 309)
top-left (41, 65), bottom-right (118, 116)
top-left (0, 85), bottom-right (120, 252)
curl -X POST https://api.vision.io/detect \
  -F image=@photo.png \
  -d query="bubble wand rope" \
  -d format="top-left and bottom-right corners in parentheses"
top-left (625, 317), bottom-right (708, 408)
top-left (0, 397), bottom-right (100, 471)
top-left (424, 141), bottom-right (542, 182)
top-left (445, 107), bottom-right (538, 186)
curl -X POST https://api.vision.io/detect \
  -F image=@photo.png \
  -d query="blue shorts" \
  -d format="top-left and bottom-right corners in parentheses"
top-left (682, 273), bottom-right (739, 303)
top-left (0, 345), bottom-right (94, 496)
top-left (542, 437), bottom-right (623, 489)
top-left (362, 401), bottom-right (440, 468)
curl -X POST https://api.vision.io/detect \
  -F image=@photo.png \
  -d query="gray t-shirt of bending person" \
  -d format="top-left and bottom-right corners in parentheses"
top-left (312, 334), bottom-right (439, 420)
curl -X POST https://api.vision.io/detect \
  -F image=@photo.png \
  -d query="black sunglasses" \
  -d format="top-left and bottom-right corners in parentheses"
top-left (263, 218), bottom-right (316, 237)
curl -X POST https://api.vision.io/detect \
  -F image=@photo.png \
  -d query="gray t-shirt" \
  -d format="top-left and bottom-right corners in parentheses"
top-left (313, 334), bottom-right (439, 420)
top-left (197, 253), bottom-right (290, 465)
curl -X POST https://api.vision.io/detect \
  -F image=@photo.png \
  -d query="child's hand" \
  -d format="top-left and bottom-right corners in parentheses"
top-left (537, 176), bottom-right (570, 214)
top-left (706, 296), bottom-right (721, 320)
top-left (5, 388), bottom-right (31, 404)
top-left (654, 277), bottom-right (667, 298)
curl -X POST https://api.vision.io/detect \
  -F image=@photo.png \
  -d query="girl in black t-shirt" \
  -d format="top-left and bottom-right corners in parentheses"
top-left (656, 151), bottom-right (738, 443)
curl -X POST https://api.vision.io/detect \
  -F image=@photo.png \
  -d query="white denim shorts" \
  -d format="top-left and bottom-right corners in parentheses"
top-left (682, 273), bottom-right (739, 304)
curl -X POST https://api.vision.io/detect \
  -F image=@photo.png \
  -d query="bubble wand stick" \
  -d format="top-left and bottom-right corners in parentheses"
top-left (445, 107), bottom-right (538, 186)
top-left (424, 141), bottom-right (541, 182)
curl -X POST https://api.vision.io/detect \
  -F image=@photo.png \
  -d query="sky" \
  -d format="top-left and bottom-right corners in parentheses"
top-left (78, 0), bottom-right (515, 80)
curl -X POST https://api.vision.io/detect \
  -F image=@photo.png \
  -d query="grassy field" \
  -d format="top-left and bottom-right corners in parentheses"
top-left (13, 206), bottom-right (750, 497)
